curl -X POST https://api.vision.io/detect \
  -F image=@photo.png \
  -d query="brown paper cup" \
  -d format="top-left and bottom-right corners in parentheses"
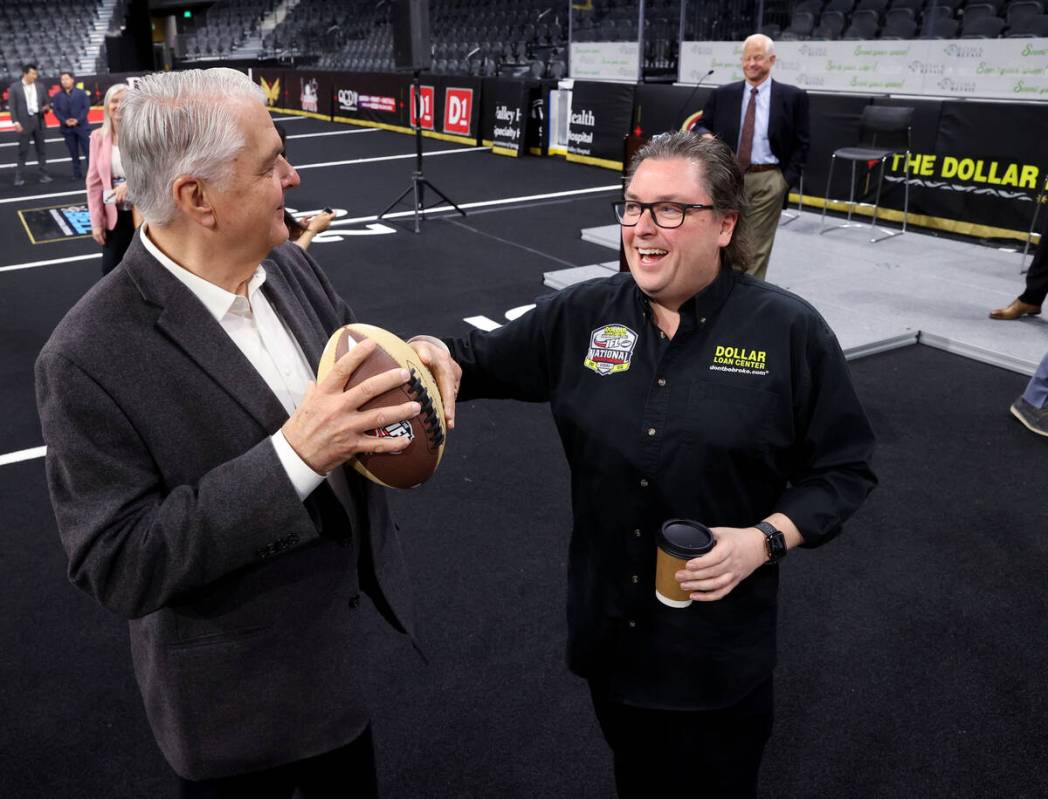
top-left (655, 519), bottom-right (715, 608)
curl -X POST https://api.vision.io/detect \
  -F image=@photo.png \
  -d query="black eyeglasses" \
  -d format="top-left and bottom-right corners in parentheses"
top-left (612, 200), bottom-right (716, 229)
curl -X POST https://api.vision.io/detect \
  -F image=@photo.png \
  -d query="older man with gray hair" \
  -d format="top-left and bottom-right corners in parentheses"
top-left (35, 68), bottom-right (458, 796)
top-left (697, 34), bottom-right (810, 281)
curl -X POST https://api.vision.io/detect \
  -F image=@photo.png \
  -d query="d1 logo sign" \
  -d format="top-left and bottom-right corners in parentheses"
top-left (410, 85), bottom-right (435, 130)
top-left (443, 87), bottom-right (474, 136)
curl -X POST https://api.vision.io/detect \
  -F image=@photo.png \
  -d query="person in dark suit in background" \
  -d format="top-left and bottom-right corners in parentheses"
top-left (51, 70), bottom-right (91, 180)
top-left (35, 68), bottom-right (458, 798)
top-left (697, 34), bottom-right (809, 281)
top-left (7, 62), bottom-right (52, 186)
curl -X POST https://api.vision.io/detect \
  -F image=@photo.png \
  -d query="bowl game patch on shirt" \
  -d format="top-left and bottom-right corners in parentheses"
top-left (584, 324), bottom-right (638, 376)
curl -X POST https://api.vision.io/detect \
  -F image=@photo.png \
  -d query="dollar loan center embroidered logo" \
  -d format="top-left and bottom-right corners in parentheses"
top-left (584, 324), bottom-right (638, 376)
top-left (709, 345), bottom-right (769, 376)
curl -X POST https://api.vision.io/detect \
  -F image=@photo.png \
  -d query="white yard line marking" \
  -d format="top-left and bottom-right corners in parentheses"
top-left (294, 146), bottom-right (489, 170)
top-left (0, 253), bottom-right (102, 272)
top-left (287, 129), bottom-right (381, 139)
top-left (329, 184), bottom-right (622, 226)
top-left (0, 137), bottom-right (65, 148)
top-left (0, 189), bottom-right (85, 205)
top-left (0, 446), bottom-right (46, 467)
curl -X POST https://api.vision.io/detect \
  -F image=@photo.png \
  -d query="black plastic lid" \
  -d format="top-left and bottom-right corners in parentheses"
top-left (658, 519), bottom-right (715, 559)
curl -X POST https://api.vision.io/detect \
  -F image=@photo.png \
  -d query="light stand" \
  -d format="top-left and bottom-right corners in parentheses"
top-left (377, 70), bottom-right (466, 233)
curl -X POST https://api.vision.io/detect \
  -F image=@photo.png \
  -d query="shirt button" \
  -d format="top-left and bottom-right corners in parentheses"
top-left (627, 620), bottom-right (637, 628)
top-left (639, 478), bottom-right (648, 487)
top-left (647, 427), bottom-right (656, 437)
top-left (633, 528), bottom-right (641, 537)
top-left (657, 378), bottom-right (666, 387)
top-left (631, 574), bottom-right (639, 584)
top-left (700, 317), bottom-right (707, 324)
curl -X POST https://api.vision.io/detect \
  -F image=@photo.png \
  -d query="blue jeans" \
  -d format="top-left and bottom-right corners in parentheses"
top-left (1023, 351), bottom-right (1048, 409)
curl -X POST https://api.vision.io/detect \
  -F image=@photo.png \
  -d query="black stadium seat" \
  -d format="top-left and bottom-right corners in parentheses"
top-left (881, 15), bottom-right (919, 35)
top-left (961, 14), bottom-right (1007, 34)
top-left (963, 2), bottom-right (1004, 23)
top-left (856, 0), bottom-right (890, 13)
top-left (885, 6), bottom-right (917, 23)
top-left (922, 15), bottom-right (961, 35)
top-left (1005, 0), bottom-right (1046, 26)
top-left (814, 9), bottom-right (848, 36)
top-left (782, 10), bottom-right (817, 38)
top-left (825, 0), bottom-right (857, 13)
top-left (1006, 10), bottom-right (1048, 32)
top-left (843, 8), bottom-right (881, 36)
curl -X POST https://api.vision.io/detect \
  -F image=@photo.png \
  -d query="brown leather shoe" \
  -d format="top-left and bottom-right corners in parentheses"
top-left (989, 299), bottom-right (1042, 320)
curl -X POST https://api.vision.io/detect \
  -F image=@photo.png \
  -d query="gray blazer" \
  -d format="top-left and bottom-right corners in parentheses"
top-left (36, 235), bottom-right (417, 780)
top-left (7, 79), bottom-right (49, 127)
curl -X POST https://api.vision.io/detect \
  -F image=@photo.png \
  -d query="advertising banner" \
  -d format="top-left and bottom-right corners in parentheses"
top-left (410, 83), bottom-right (436, 130)
top-left (903, 100), bottom-right (1047, 234)
top-left (489, 79), bottom-right (529, 156)
top-left (285, 71), bottom-right (334, 119)
top-left (253, 68), bottom-right (288, 111)
top-left (443, 85), bottom-right (474, 136)
top-left (566, 80), bottom-right (635, 169)
top-left (331, 72), bottom-right (408, 129)
top-left (434, 76), bottom-right (482, 143)
top-left (679, 38), bottom-right (1048, 100)
top-left (526, 81), bottom-right (549, 156)
top-left (570, 41), bottom-right (641, 82)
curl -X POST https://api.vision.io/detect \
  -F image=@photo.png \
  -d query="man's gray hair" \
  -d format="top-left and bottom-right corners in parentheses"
top-left (627, 131), bottom-right (753, 272)
top-left (744, 33), bottom-right (775, 55)
top-left (120, 68), bottom-right (266, 226)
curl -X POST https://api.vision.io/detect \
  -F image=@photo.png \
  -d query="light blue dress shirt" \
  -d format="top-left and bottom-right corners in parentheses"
top-left (737, 79), bottom-right (778, 167)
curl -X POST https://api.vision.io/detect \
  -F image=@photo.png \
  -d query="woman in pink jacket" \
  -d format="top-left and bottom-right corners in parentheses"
top-left (86, 83), bottom-right (133, 275)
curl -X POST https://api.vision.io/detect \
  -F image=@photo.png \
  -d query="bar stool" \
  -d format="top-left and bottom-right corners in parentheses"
top-left (819, 104), bottom-right (914, 243)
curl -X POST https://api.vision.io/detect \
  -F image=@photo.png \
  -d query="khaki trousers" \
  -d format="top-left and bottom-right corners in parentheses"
top-left (743, 168), bottom-right (789, 281)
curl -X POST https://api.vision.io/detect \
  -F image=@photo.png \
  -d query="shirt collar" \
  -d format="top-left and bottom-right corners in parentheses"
top-left (634, 263), bottom-right (737, 329)
top-left (140, 224), bottom-right (267, 322)
top-left (745, 77), bottom-right (771, 94)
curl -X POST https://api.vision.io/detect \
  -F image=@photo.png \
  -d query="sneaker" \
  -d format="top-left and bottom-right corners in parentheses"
top-left (39, 174), bottom-right (53, 184)
top-left (1010, 396), bottom-right (1048, 438)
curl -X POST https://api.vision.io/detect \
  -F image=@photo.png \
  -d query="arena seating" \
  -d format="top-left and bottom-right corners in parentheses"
top-left (0, 0), bottom-right (107, 77)
top-left (179, 0), bottom-right (276, 60)
top-left (254, 0), bottom-right (568, 78)
top-left (771, 0), bottom-right (1047, 38)
top-left (12, 0), bottom-right (1034, 83)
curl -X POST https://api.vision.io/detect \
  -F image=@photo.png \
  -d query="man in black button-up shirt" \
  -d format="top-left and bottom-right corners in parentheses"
top-left (445, 133), bottom-right (876, 797)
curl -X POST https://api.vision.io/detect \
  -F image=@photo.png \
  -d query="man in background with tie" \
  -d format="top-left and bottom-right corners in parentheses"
top-left (697, 34), bottom-right (809, 281)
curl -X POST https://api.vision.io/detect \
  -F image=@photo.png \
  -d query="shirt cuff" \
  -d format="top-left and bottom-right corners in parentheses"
top-left (271, 430), bottom-right (325, 502)
top-left (407, 334), bottom-right (451, 354)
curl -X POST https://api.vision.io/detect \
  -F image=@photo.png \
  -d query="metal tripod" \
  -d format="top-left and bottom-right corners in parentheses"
top-left (377, 70), bottom-right (466, 233)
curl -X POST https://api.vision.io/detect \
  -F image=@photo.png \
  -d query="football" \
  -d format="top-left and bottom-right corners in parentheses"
top-left (316, 324), bottom-right (446, 489)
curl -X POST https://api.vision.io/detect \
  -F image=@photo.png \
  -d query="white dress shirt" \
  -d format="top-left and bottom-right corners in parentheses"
top-left (140, 226), bottom-right (354, 511)
top-left (111, 144), bottom-right (126, 180)
top-left (737, 78), bottom-right (778, 167)
top-left (22, 80), bottom-right (38, 115)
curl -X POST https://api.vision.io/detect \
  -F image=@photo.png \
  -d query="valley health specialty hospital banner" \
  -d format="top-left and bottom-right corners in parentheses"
top-left (680, 39), bottom-right (1048, 100)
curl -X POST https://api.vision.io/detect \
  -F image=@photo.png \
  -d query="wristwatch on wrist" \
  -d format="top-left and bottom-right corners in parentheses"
top-left (754, 521), bottom-right (787, 564)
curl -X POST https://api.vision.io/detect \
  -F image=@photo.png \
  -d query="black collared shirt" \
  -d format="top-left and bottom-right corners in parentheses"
top-left (447, 266), bottom-right (876, 710)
